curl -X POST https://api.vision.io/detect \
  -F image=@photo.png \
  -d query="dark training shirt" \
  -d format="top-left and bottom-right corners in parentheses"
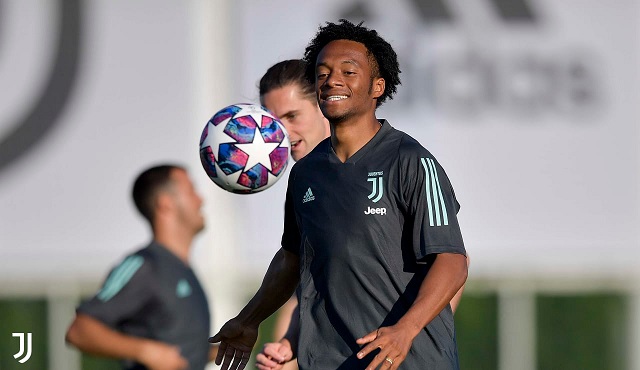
top-left (282, 120), bottom-right (466, 370)
top-left (78, 242), bottom-right (210, 370)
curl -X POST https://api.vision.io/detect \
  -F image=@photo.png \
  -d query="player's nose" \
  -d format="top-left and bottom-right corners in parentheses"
top-left (325, 71), bottom-right (344, 87)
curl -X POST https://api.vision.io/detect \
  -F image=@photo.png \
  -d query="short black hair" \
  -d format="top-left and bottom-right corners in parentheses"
top-left (132, 164), bottom-right (183, 223)
top-left (259, 59), bottom-right (316, 106)
top-left (303, 19), bottom-right (401, 107)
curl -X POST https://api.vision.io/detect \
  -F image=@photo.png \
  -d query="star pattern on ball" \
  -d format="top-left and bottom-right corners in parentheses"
top-left (213, 158), bottom-right (242, 188)
top-left (206, 118), bottom-right (236, 157)
top-left (200, 103), bottom-right (291, 193)
top-left (234, 128), bottom-right (280, 172)
top-left (237, 104), bottom-right (274, 129)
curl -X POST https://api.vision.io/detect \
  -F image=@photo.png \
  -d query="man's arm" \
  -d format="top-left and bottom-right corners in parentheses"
top-left (256, 338), bottom-right (294, 370)
top-left (65, 313), bottom-right (188, 370)
top-left (281, 302), bottom-right (300, 356)
top-left (261, 252), bottom-right (468, 370)
top-left (209, 247), bottom-right (300, 370)
top-left (356, 252), bottom-right (468, 369)
top-left (449, 254), bottom-right (470, 314)
top-left (209, 344), bottom-right (219, 362)
top-left (255, 301), bottom-right (300, 370)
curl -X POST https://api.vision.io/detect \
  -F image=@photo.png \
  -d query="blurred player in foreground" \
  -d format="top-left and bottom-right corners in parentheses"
top-left (255, 58), bottom-right (469, 370)
top-left (211, 19), bottom-right (468, 370)
top-left (256, 59), bottom-right (330, 370)
top-left (260, 59), bottom-right (331, 163)
top-left (66, 164), bottom-right (216, 370)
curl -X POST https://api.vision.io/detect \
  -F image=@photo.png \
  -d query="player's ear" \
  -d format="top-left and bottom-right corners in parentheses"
top-left (372, 77), bottom-right (385, 99)
top-left (155, 192), bottom-right (174, 216)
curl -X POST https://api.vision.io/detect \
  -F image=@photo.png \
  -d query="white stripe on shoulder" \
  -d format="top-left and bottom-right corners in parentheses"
top-left (97, 255), bottom-right (144, 302)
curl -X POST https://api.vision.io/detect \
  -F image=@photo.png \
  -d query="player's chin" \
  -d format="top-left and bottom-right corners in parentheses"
top-left (291, 147), bottom-right (305, 161)
top-left (320, 108), bottom-right (348, 123)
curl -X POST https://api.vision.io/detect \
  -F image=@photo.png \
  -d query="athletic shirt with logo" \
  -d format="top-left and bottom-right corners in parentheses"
top-left (77, 242), bottom-right (210, 370)
top-left (282, 120), bottom-right (466, 370)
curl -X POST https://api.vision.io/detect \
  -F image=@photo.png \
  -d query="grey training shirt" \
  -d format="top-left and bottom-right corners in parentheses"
top-left (77, 241), bottom-right (210, 370)
top-left (282, 120), bottom-right (466, 369)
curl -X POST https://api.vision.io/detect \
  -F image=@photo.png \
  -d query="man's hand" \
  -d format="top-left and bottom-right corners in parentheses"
top-left (355, 325), bottom-right (415, 370)
top-left (138, 340), bottom-right (188, 370)
top-left (208, 318), bottom-right (259, 370)
top-left (208, 248), bottom-right (300, 370)
top-left (255, 339), bottom-right (294, 370)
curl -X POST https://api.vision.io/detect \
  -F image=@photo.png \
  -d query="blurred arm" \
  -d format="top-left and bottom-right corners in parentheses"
top-left (256, 299), bottom-right (300, 370)
top-left (66, 313), bottom-right (187, 369)
top-left (209, 344), bottom-right (219, 362)
top-left (281, 303), bottom-right (300, 358)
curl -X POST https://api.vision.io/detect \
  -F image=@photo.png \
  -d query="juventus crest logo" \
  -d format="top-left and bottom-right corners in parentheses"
top-left (12, 332), bottom-right (32, 363)
top-left (367, 172), bottom-right (384, 203)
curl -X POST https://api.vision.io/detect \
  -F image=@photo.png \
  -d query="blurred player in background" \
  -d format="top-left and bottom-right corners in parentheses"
top-left (66, 164), bottom-right (216, 370)
top-left (254, 58), bottom-right (469, 370)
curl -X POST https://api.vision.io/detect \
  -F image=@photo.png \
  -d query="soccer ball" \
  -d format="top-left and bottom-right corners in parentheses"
top-left (199, 103), bottom-right (290, 194)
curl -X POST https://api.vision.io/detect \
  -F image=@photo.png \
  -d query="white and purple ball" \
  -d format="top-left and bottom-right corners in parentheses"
top-left (199, 103), bottom-right (290, 194)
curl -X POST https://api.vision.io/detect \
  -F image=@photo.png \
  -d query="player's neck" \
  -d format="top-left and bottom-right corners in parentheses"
top-left (330, 116), bottom-right (381, 162)
top-left (153, 224), bottom-right (192, 265)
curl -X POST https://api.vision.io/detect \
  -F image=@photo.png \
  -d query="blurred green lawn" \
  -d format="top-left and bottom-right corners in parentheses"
top-left (0, 292), bottom-right (628, 369)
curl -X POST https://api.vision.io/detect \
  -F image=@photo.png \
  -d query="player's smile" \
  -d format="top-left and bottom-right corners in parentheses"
top-left (289, 139), bottom-right (303, 157)
top-left (319, 93), bottom-right (349, 109)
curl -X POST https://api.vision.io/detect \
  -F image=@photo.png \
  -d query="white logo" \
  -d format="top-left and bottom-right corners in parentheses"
top-left (12, 332), bottom-right (32, 363)
top-left (364, 206), bottom-right (387, 216)
top-left (367, 172), bottom-right (384, 203)
top-left (302, 187), bottom-right (315, 203)
top-left (176, 279), bottom-right (192, 298)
